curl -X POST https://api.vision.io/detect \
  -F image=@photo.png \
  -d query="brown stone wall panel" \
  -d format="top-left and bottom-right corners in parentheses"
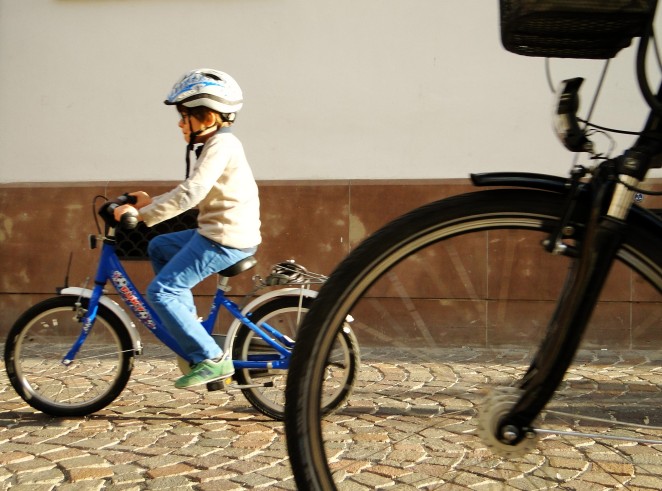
top-left (632, 303), bottom-right (662, 349)
top-left (257, 181), bottom-right (350, 277)
top-left (349, 297), bottom-right (487, 347)
top-left (2, 293), bottom-right (56, 333)
top-left (632, 267), bottom-right (662, 302)
top-left (599, 261), bottom-right (634, 302)
top-left (488, 229), bottom-right (631, 302)
top-left (487, 229), bottom-right (567, 301)
top-left (486, 299), bottom-right (552, 347)
top-left (487, 299), bottom-right (630, 349)
top-left (1, 184), bottom-right (93, 294)
top-left (580, 301), bottom-right (631, 348)
top-left (347, 180), bottom-right (476, 247)
top-left (363, 232), bottom-right (488, 300)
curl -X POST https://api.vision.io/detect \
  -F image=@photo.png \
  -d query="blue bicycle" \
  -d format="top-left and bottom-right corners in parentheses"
top-left (4, 194), bottom-right (359, 420)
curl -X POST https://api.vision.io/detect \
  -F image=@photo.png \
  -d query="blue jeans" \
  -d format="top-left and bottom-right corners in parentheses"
top-left (147, 229), bottom-right (256, 364)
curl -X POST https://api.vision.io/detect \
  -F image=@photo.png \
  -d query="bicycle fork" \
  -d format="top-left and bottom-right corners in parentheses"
top-left (496, 168), bottom-right (634, 446)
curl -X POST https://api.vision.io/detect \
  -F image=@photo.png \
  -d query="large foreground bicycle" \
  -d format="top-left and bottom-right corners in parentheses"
top-left (285, 1), bottom-right (662, 488)
top-left (5, 195), bottom-right (359, 420)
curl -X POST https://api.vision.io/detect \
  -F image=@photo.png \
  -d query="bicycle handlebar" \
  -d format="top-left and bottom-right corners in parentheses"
top-left (98, 194), bottom-right (139, 230)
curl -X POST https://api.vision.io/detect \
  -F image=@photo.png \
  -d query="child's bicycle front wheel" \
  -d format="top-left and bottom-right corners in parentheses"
top-left (4, 295), bottom-right (135, 417)
top-left (232, 296), bottom-right (359, 421)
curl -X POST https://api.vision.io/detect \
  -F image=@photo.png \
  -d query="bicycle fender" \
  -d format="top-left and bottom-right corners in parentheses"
top-left (471, 172), bottom-right (571, 193)
top-left (59, 287), bottom-right (143, 353)
top-left (223, 288), bottom-right (319, 353)
top-left (471, 172), bottom-right (662, 231)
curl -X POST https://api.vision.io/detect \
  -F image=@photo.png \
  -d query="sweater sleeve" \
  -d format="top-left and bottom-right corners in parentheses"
top-left (139, 136), bottom-right (232, 227)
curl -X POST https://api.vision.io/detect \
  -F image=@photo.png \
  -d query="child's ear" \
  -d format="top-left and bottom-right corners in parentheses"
top-left (204, 111), bottom-right (218, 127)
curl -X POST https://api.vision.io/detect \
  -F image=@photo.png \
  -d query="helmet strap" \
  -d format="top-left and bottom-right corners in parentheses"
top-left (185, 130), bottom-right (203, 179)
top-left (184, 117), bottom-right (222, 179)
top-left (185, 113), bottom-right (207, 178)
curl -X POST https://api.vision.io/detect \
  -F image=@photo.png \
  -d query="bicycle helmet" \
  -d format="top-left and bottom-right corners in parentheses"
top-left (165, 69), bottom-right (243, 178)
top-left (164, 69), bottom-right (243, 114)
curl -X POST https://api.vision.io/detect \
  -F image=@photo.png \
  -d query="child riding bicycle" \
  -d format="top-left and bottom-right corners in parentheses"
top-left (113, 68), bottom-right (261, 389)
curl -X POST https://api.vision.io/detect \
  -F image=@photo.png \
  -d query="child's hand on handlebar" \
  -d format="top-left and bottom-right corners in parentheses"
top-left (113, 204), bottom-right (140, 223)
top-left (128, 191), bottom-right (152, 209)
top-left (111, 191), bottom-right (150, 225)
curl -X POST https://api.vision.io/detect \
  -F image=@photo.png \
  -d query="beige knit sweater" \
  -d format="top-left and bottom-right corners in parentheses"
top-left (139, 128), bottom-right (261, 249)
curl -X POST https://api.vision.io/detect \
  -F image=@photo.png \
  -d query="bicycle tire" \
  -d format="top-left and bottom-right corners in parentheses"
top-left (5, 295), bottom-right (134, 417)
top-left (232, 296), bottom-right (359, 421)
top-left (285, 188), bottom-right (662, 490)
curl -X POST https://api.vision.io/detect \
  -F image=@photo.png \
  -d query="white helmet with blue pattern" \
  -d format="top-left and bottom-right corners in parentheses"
top-left (164, 69), bottom-right (243, 114)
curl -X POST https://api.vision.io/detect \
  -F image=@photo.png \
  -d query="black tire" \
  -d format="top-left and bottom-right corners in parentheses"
top-left (232, 296), bottom-right (359, 421)
top-left (4, 295), bottom-right (134, 417)
top-left (284, 189), bottom-right (662, 490)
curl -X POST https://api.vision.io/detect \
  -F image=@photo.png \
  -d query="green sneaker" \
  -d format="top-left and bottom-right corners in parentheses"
top-left (175, 357), bottom-right (235, 388)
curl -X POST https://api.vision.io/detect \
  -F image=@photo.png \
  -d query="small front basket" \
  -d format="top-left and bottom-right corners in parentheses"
top-left (115, 209), bottom-right (199, 260)
top-left (500, 0), bottom-right (657, 59)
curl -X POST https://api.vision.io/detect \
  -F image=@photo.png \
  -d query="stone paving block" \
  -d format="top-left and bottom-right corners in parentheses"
top-left (69, 438), bottom-right (119, 450)
top-left (0, 451), bottom-right (34, 465)
top-left (133, 453), bottom-right (189, 470)
top-left (191, 468), bottom-right (237, 483)
top-left (230, 472), bottom-right (278, 488)
top-left (142, 475), bottom-right (194, 489)
top-left (254, 464), bottom-right (293, 481)
top-left (57, 455), bottom-right (110, 470)
top-left (171, 445), bottom-right (219, 458)
top-left (131, 446), bottom-right (175, 457)
top-left (57, 483), bottom-right (105, 491)
top-left (4, 485), bottom-right (61, 491)
top-left (40, 447), bottom-right (90, 462)
top-left (196, 480), bottom-right (245, 491)
top-left (0, 466), bottom-right (12, 483)
top-left (183, 452), bottom-right (234, 470)
top-left (5, 456), bottom-right (56, 475)
top-left (15, 467), bottom-right (64, 485)
top-left (146, 463), bottom-right (196, 480)
top-left (105, 484), bottom-right (143, 491)
top-left (107, 464), bottom-right (146, 485)
top-left (67, 466), bottom-right (114, 482)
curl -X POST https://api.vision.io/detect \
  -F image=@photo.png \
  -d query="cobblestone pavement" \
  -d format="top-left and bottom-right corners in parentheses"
top-left (2, 346), bottom-right (662, 490)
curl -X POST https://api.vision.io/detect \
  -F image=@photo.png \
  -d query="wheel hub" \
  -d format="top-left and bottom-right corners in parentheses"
top-left (477, 387), bottom-right (538, 458)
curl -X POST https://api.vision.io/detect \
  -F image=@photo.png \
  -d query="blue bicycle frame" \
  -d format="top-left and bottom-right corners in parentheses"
top-left (63, 235), bottom-right (294, 370)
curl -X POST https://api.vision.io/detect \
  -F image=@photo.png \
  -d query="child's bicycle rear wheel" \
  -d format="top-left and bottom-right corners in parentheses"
top-left (4, 295), bottom-right (135, 417)
top-left (232, 296), bottom-right (359, 420)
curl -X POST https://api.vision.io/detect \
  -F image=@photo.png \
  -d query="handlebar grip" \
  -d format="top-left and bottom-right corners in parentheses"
top-left (122, 193), bottom-right (138, 205)
top-left (98, 194), bottom-right (140, 229)
top-left (120, 207), bottom-right (139, 230)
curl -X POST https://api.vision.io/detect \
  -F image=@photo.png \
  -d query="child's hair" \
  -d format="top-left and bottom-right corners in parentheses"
top-left (179, 105), bottom-right (235, 125)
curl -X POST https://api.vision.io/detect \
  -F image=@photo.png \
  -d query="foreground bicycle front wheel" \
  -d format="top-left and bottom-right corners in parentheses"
top-left (5, 295), bottom-right (134, 417)
top-left (285, 188), bottom-right (662, 490)
top-left (232, 296), bottom-right (359, 420)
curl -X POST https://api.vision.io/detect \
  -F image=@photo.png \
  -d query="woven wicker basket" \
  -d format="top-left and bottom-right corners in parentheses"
top-left (500, 0), bottom-right (657, 59)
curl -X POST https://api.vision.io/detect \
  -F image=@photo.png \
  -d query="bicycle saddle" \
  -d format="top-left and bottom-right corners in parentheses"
top-left (218, 256), bottom-right (257, 277)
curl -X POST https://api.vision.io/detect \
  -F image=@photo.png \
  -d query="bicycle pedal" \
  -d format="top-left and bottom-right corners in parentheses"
top-left (227, 381), bottom-right (275, 390)
top-left (206, 377), bottom-right (234, 392)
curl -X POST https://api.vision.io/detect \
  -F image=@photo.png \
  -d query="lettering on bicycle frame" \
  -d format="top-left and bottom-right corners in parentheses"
top-left (110, 271), bottom-right (158, 331)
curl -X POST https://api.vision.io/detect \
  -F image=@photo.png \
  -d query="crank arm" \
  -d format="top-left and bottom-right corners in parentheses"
top-left (227, 381), bottom-right (275, 390)
top-left (206, 379), bottom-right (275, 392)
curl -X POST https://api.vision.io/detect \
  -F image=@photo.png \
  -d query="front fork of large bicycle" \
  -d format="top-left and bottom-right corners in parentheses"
top-left (495, 164), bottom-right (637, 447)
